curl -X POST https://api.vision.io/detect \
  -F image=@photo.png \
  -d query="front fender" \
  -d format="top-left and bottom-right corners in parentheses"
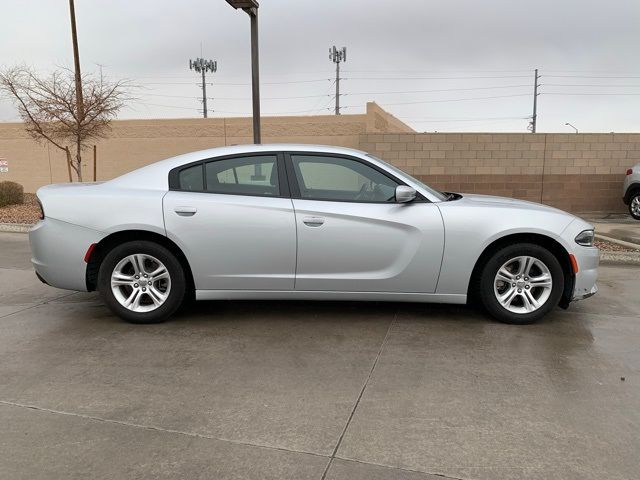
top-left (435, 201), bottom-right (575, 295)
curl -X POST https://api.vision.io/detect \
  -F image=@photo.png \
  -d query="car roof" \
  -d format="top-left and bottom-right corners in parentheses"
top-left (107, 144), bottom-right (368, 190)
top-left (163, 143), bottom-right (367, 164)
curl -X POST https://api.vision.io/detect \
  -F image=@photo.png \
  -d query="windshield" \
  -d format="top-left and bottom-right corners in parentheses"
top-left (366, 154), bottom-right (448, 201)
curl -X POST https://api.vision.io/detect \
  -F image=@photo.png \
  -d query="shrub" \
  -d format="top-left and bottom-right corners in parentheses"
top-left (0, 181), bottom-right (24, 207)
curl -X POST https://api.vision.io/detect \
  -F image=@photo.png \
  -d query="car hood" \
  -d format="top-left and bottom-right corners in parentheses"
top-left (453, 193), bottom-right (573, 216)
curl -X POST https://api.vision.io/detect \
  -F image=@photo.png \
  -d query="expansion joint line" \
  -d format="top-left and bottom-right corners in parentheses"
top-left (320, 311), bottom-right (397, 480)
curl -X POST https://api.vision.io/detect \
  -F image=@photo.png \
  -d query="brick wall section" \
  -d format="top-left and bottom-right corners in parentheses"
top-left (1, 101), bottom-right (639, 213)
top-left (0, 102), bottom-right (407, 192)
top-left (361, 133), bottom-right (640, 212)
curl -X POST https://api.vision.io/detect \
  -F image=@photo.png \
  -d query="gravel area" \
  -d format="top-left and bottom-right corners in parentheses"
top-left (594, 238), bottom-right (638, 252)
top-left (0, 194), bottom-right (40, 224)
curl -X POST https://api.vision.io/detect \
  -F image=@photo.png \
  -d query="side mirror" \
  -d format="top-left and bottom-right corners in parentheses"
top-left (395, 185), bottom-right (417, 203)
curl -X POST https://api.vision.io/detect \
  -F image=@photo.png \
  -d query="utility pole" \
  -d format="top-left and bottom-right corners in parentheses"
top-left (529, 68), bottom-right (540, 133)
top-left (329, 46), bottom-right (346, 115)
top-left (68, 0), bottom-right (84, 121)
top-left (68, 0), bottom-right (84, 181)
top-left (189, 57), bottom-right (217, 118)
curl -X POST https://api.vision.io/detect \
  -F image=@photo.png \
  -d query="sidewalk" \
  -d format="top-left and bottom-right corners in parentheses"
top-left (584, 213), bottom-right (640, 245)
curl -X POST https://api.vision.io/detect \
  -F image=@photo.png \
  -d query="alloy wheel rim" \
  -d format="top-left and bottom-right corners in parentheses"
top-left (493, 255), bottom-right (552, 314)
top-left (632, 196), bottom-right (640, 216)
top-left (111, 254), bottom-right (171, 312)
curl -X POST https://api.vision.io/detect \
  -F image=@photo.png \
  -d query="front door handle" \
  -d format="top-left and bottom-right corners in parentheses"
top-left (174, 206), bottom-right (197, 217)
top-left (302, 216), bottom-right (325, 227)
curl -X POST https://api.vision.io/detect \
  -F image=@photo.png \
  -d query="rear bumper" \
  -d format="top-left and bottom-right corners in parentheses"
top-left (29, 218), bottom-right (103, 292)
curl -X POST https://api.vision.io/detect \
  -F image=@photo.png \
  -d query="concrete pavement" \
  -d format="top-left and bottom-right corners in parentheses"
top-left (587, 213), bottom-right (640, 245)
top-left (0, 232), bottom-right (638, 479)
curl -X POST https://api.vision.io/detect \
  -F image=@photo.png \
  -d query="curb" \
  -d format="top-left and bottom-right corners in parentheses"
top-left (595, 233), bottom-right (640, 251)
top-left (0, 223), bottom-right (33, 233)
top-left (600, 251), bottom-right (640, 266)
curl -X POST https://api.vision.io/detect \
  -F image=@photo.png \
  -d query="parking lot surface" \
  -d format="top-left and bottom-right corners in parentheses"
top-left (0, 231), bottom-right (638, 480)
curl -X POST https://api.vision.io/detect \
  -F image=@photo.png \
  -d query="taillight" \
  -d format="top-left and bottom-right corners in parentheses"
top-left (36, 197), bottom-right (45, 220)
top-left (627, 168), bottom-right (633, 175)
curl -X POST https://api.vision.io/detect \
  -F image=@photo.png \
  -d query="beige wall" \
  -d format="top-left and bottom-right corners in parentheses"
top-left (362, 132), bottom-right (640, 212)
top-left (1, 102), bottom-right (638, 213)
top-left (0, 102), bottom-right (405, 192)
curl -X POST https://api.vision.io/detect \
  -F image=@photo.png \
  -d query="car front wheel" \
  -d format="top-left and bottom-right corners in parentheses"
top-left (629, 192), bottom-right (640, 220)
top-left (479, 243), bottom-right (564, 324)
top-left (98, 241), bottom-right (186, 323)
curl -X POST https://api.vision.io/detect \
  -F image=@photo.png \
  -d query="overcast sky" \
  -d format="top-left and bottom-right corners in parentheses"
top-left (1, 0), bottom-right (639, 132)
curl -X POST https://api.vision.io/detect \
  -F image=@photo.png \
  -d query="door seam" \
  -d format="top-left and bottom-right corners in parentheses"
top-left (290, 198), bottom-right (299, 289)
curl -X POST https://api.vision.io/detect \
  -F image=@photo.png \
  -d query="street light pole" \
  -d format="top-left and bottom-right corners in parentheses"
top-left (565, 122), bottom-right (579, 134)
top-left (225, 0), bottom-right (261, 144)
top-left (250, 10), bottom-right (260, 143)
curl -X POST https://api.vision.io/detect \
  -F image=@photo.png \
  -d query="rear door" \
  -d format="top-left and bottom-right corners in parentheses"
top-left (163, 153), bottom-right (296, 291)
top-left (286, 152), bottom-right (444, 293)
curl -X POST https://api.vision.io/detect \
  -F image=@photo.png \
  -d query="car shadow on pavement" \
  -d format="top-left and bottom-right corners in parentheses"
top-left (173, 299), bottom-right (489, 325)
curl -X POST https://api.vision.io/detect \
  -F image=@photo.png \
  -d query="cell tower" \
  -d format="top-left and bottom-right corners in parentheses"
top-left (189, 57), bottom-right (217, 118)
top-left (329, 46), bottom-right (346, 115)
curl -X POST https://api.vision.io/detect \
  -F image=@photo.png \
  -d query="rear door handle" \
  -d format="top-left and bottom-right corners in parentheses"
top-left (174, 206), bottom-right (197, 216)
top-left (302, 216), bottom-right (325, 227)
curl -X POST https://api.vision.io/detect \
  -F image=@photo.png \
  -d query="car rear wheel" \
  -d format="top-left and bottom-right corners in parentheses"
top-left (629, 192), bottom-right (640, 220)
top-left (98, 241), bottom-right (185, 323)
top-left (479, 243), bottom-right (564, 324)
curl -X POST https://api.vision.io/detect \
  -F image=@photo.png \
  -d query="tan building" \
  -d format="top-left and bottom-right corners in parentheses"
top-left (0, 102), bottom-right (637, 213)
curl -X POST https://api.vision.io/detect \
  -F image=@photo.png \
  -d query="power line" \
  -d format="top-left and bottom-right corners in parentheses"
top-left (544, 75), bottom-right (640, 79)
top-left (344, 74), bottom-right (531, 80)
top-left (142, 84), bottom-right (533, 101)
top-left (541, 92), bottom-right (640, 96)
top-left (544, 84), bottom-right (640, 87)
top-left (143, 92), bottom-right (331, 101)
top-left (359, 93), bottom-right (530, 108)
top-left (139, 78), bottom-right (331, 86)
top-left (131, 101), bottom-right (330, 116)
top-left (343, 84), bottom-right (531, 96)
top-left (403, 116), bottom-right (528, 122)
top-left (342, 69), bottom-right (534, 74)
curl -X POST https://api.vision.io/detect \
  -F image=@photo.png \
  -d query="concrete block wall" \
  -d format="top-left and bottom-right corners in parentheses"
top-left (0, 102), bottom-right (413, 192)
top-left (360, 133), bottom-right (640, 212)
top-left (1, 99), bottom-right (638, 212)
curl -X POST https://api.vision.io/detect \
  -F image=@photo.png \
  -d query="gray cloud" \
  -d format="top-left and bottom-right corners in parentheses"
top-left (1, 0), bottom-right (639, 132)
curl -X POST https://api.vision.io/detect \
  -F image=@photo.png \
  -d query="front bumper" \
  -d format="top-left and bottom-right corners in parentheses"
top-left (571, 245), bottom-right (599, 301)
top-left (29, 217), bottom-right (103, 292)
top-left (573, 284), bottom-right (597, 301)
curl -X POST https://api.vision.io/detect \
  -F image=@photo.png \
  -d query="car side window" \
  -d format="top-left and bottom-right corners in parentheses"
top-left (291, 154), bottom-right (399, 202)
top-left (178, 164), bottom-right (204, 191)
top-left (205, 155), bottom-right (279, 197)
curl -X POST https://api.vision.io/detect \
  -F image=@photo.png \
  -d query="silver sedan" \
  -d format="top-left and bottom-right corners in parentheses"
top-left (30, 144), bottom-right (599, 324)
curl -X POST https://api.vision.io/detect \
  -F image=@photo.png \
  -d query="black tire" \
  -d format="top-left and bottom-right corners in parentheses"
top-left (628, 191), bottom-right (640, 220)
top-left (479, 243), bottom-right (564, 325)
top-left (98, 241), bottom-right (186, 324)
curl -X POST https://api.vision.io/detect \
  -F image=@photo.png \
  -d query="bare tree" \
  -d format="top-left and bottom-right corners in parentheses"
top-left (0, 66), bottom-right (128, 181)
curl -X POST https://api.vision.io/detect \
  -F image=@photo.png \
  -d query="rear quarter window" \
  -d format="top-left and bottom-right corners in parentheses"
top-left (178, 165), bottom-right (204, 191)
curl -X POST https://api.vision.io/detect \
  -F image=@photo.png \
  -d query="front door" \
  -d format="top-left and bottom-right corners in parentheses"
top-left (163, 153), bottom-right (296, 291)
top-left (287, 153), bottom-right (444, 293)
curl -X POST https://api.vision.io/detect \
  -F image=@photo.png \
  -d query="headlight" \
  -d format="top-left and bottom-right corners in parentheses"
top-left (575, 229), bottom-right (594, 247)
